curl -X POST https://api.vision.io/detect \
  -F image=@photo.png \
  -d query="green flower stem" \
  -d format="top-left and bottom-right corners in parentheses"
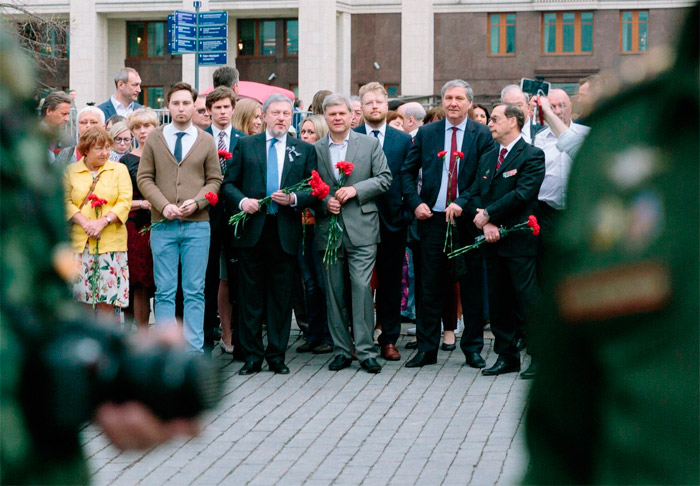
top-left (447, 221), bottom-right (534, 259)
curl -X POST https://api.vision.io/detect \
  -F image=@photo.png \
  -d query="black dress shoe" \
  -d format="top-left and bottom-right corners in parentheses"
top-left (311, 343), bottom-right (333, 354)
top-left (297, 340), bottom-right (317, 353)
top-left (238, 361), bottom-right (262, 375)
top-left (405, 351), bottom-right (438, 368)
top-left (520, 361), bottom-right (537, 380)
top-left (328, 355), bottom-right (352, 371)
top-left (464, 352), bottom-right (486, 368)
top-left (441, 342), bottom-right (456, 351)
top-left (268, 361), bottom-right (290, 374)
top-left (515, 336), bottom-right (527, 351)
top-left (482, 358), bottom-right (520, 376)
top-left (405, 340), bottom-right (418, 349)
top-left (360, 357), bottom-right (382, 373)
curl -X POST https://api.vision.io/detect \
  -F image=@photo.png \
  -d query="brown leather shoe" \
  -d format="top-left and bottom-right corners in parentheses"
top-left (381, 344), bottom-right (401, 361)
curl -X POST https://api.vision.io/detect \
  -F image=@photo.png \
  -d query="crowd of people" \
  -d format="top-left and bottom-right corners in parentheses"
top-left (41, 65), bottom-right (596, 378)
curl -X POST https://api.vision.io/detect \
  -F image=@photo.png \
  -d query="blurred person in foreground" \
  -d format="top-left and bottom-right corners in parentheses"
top-left (524, 4), bottom-right (699, 483)
top-left (0, 30), bottom-right (211, 485)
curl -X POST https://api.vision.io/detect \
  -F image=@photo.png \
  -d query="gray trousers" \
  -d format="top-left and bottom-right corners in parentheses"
top-left (321, 235), bottom-right (377, 361)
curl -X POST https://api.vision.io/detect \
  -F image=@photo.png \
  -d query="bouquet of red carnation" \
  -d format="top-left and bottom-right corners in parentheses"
top-left (139, 191), bottom-right (218, 234)
top-left (447, 215), bottom-right (540, 259)
top-left (323, 161), bottom-right (355, 266)
top-left (228, 170), bottom-right (330, 238)
top-left (87, 194), bottom-right (109, 308)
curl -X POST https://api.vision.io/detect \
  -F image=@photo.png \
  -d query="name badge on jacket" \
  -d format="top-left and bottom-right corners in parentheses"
top-left (503, 169), bottom-right (518, 178)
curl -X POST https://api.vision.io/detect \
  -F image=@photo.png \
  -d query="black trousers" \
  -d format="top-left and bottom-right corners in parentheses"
top-left (203, 221), bottom-right (224, 351)
top-left (485, 254), bottom-right (538, 360)
top-left (375, 223), bottom-right (408, 346)
top-left (458, 249), bottom-right (487, 355)
top-left (237, 216), bottom-right (295, 364)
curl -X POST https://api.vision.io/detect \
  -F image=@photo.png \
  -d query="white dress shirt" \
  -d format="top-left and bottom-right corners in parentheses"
top-left (163, 123), bottom-right (198, 161)
top-left (535, 122), bottom-right (590, 210)
top-left (498, 135), bottom-right (523, 166)
top-left (212, 124), bottom-right (232, 152)
top-left (366, 122), bottom-right (386, 148)
top-left (110, 96), bottom-right (136, 117)
top-left (433, 118), bottom-right (467, 212)
top-left (328, 132), bottom-right (350, 181)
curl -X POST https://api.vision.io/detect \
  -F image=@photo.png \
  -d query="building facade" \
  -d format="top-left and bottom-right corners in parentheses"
top-left (8, 0), bottom-right (692, 108)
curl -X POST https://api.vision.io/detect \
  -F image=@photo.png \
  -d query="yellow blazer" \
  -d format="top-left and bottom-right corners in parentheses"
top-left (64, 158), bottom-right (132, 253)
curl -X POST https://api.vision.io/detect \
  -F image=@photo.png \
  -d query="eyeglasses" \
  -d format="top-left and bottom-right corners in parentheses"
top-left (114, 137), bottom-right (132, 144)
top-left (196, 109), bottom-right (207, 114)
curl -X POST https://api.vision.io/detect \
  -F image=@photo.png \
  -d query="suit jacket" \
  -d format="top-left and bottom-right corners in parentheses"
top-left (467, 137), bottom-right (545, 257)
top-left (205, 125), bottom-right (247, 232)
top-left (314, 131), bottom-right (392, 248)
top-left (97, 99), bottom-right (144, 120)
top-left (221, 133), bottom-right (317, 255)
top-left (354, 124), bottom-right (413, 231)
top-left (400, 118), bottom-right (496, 238)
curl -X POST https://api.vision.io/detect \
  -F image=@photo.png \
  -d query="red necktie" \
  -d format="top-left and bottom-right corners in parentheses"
top-left (496, 147), bottom-right (507, 172)
top-left (447, 127), bottom-right (458, 205)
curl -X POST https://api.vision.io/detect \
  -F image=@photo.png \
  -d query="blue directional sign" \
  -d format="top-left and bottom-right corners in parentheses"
top-left (198, 11), bottom-right (227, 26)
top-left (199, 39), bottom-right (227, 52)
top-left (199, 25), bottom-right (227, 38)
top-left (175, 10), bottom-right (196, 25)
top-left (175, 24), bottom-right (196, 38)
top-left (175, 37), bottom-right (196, 53)
top-left (199, 52), bottom-right (227, 66)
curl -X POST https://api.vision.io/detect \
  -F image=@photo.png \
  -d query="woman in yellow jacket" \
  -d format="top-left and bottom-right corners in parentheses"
top-left (64, 126), bottom-right (132, 320)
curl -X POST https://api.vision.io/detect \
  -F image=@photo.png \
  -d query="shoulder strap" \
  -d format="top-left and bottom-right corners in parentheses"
top-left (78, 173), bottom-right (102, 210)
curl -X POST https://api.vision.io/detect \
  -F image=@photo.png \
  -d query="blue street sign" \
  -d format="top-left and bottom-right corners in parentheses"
top-left (199, 52), bottom-right (227, 66)
top-left (175, 10), bottom-right (196, 25)
top-left (175, 24), bottom-right (196, 38)
top-left (167, 14), bottom-right (174, 54)
top-left (175, 37), bottom-right (196, 52)
top-left (199, 25), bottom-right (227, 38)
top-left (199, 38), bottom-right (227, 52)
top-left (198, 11), bottom-right (227, 25)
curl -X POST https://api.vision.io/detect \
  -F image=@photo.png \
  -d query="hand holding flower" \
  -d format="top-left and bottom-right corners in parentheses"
top-left (445, 202), bottom-right (463, 224)
top-left (241, 198), bottom-right (260, 214)
top-left (179, 199), bottom-right (198, 217)
top-left (271, 190), bottom-right (295, 206)
top-left (162, 204), bottom-right (183, 220)
top-left (483, 223), bottom-right (500, 243)
top-left (335, 186), bottom-right (357, 204)
top-left (473, 208), bottom-right (490, 229)
top-left (327, 197), bottom-right (341, 215)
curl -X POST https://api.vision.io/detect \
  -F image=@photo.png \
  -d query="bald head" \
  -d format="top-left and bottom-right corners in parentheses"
top-left (548, 89), bottom-right (572, 127)
top-left (397, 102), bottom-right (426, 134)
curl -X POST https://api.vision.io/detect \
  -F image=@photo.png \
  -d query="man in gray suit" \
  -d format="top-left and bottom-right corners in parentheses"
top-left (314, 93), bottom-right (392, 374)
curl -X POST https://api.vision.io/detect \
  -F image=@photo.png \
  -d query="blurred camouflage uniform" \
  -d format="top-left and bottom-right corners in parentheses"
top-left (524, 4), bottom-right (698, 484)
top-left (0, 29), bottom-right (90, 484)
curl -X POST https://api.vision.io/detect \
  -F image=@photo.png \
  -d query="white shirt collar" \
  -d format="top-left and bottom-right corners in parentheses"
top-left (329, 132), bottom-right (350, 146)
top-left (446, 117), bottom-right (468, 132)
top-left (366, 122), bottom-right (387, 137)
top-left (500, 135), bottom-right (522, 154)
top-left (111, 95), bottom-right (133, 112)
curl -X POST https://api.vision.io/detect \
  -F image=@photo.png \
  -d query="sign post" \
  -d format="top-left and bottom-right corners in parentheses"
top-left (194, 1), bottom-right (201, 91)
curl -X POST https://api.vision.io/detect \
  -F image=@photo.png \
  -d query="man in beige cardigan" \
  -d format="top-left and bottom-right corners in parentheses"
top-left (138, 82), bottom-right (222, 352)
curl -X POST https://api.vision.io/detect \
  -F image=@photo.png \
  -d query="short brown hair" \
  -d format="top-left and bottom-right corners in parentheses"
top-left (206, 87), bottom-right (236, 110)
top-left (495, 103), bottom-right (525, 131)
top-left (166, 82), bottom-right (197, 104)
top-left (77, 126), bottom-right (113, 155)
top-left (41, 91), bottom-right (72, 117)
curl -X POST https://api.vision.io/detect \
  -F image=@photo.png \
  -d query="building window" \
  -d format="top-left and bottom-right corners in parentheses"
top-left (386, 85), bottom-right (400, 97)
top-left (285, 19), bottom-right (298, 56)
top-left (238, 19), bottom-right (276, 57)
top-left (18, 21), bottom-right (68, 58)
top-left (127, 21), bottom-right (165, 58)
top-left (139, 87), bottom-right (164, 109)
top-left (621, 10), bottom-right (648, 53)
top-left (543, 12), bottom-right (593, 55)
top-left (489, 13), bottom-right (515, 55)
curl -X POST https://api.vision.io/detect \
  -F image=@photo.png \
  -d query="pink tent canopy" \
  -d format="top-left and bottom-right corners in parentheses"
top-left (198, 81), bottom-right (295, 104)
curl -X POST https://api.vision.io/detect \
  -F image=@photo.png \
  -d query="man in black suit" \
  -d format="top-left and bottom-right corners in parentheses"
top-left (467, 103), bottom-right (545, 375)
top-left (222, 93), bottom-right (317, 375)
top-left (354, 82), bottom-right (413, 361)
top-left (202, 87), bottom-right (246, 357)
top-left (400, 79), bottom-right (496, 368)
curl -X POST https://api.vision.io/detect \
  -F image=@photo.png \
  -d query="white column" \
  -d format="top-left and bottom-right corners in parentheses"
top-left (337, 11), bottom-right (351, 96)
top-left (401, 0), bottom-right (434, 96)
top-left (181, 0), bottom-right (217, 92)
top-left (69, 0), bottom-right (108, 107)
top-left (106, 19), bottom-right (126, 97)
top-left (299, 0), bottom-right (337, 107)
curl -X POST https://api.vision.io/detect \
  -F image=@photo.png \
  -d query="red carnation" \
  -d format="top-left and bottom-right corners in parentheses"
top-left (88, 194), bottom-right (108, 208)
top-left (335, 161), bottom-right (355, 176)
top-left (218, 150), bottom-right (232, 160)
top-left (310, 171), bottom-right (330, 200)
top-left (205, 191), bottom-right (218, 206)
top-left (454, 151), bottom-right (464, 159)
top-left (527, 215), bottom-right (540, 236)
top-left (437, 150), bottom-right (448, 158)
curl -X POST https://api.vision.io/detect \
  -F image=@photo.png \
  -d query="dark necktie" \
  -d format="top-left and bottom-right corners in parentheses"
top-left (174, 132), bottom-right (186, 163)
top-left (267, 138), bottom-right (279, 214)
top-left (217, 131), bottom-right (227, 171)
top-left (371, 130), bottom-right (380, 138)
top-left (496, 147), bottom-right (507, 172)
top-left (446, 126), bottom-right (458, 205)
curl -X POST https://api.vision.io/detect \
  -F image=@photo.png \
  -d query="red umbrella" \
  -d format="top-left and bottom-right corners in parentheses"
top-left (198, 81), bottom-right (295, 104)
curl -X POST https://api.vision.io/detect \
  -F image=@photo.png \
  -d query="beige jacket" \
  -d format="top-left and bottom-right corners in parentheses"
top-left (137, 125), bottom-right (222, 222)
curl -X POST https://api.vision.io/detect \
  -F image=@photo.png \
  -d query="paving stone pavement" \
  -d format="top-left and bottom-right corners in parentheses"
top-left (84, 327), bottom-right (531, 486)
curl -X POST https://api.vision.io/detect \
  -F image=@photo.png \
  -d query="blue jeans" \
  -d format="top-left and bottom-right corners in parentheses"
top-left (150, 220), bottom-right (210, 352)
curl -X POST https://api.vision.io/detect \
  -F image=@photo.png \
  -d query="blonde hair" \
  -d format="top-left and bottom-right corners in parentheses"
top-left (232, 98), bottom-right (263, 135)
top-left (358, 82), bottom-right (388, 103)
top-left (108, 121), bottom-right (130, 140)
top-left (300, 115), bottom-right (329, 142)
top-left (126, 107), bottom-right (159, 130)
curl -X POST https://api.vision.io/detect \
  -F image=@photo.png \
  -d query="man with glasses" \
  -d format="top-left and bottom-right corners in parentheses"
top-left (193, 94), bottom-right (212, 131)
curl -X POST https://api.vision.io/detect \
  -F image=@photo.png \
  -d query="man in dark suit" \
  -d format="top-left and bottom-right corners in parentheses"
top-left (400, 79), bottom-right (496, 368)
top-left (202, 87), bottom-right (246, 357)
top-left (467, 103), bottom-right (545, 375)
top-left (314, 93), bottom-right (392, 374)
top-left (97, 68), bottom-right (143, 119)
top-left (354, 82), bottom-right (413, 361)
top-left (222, 93), bottom-right (317, 375)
